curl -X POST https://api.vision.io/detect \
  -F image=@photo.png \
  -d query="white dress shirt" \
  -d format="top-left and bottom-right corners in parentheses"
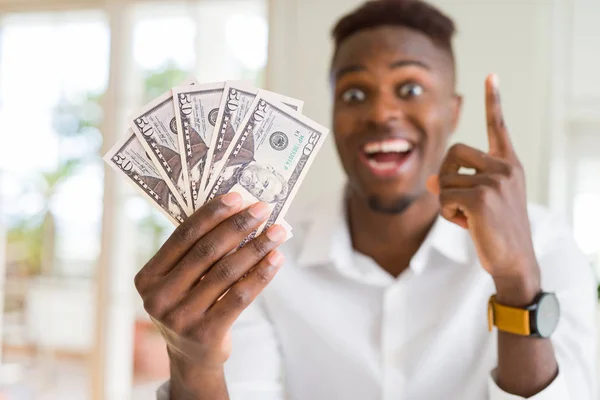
top-left (157, 188), bottom-right (597, 400)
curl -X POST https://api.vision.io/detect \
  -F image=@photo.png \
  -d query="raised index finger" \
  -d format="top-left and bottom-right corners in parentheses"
top-left (485, 74), bottom-right (514, 159)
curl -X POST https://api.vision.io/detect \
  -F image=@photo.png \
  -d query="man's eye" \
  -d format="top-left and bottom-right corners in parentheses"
top-left (264, 180), bottom-right (270, 188)
top-left (341, 88), bottom-right (366, 103)
top-left (397, 82), bottom-right (424, 99)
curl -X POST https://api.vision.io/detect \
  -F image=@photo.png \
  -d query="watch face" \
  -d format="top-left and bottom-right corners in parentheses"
top-left (535, 293), bottom-right (560, 338)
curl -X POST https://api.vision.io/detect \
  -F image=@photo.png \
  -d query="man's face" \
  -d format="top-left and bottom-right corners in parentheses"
top-left (239, 163), bottom-right (285, 203)
top-left (331, 26), bottom-right (461, 214)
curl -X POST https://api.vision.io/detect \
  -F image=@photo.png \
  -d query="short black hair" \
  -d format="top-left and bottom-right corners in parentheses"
top-left (331, 0), bottom-right (456, 61)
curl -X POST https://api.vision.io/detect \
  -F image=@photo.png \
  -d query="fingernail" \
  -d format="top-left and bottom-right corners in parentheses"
top-left (491, 73), bottom-right (499, 88)
top-left (266, 225), bottom-right (286, 242)
top-left (221, 192), bottom-right (242, 207)
top-left (248, 202), bottom-right (270, 219)
top-left (267, 250), bottom-right (284, 267)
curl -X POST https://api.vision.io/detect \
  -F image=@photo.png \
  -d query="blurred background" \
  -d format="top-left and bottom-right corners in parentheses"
top-left (0, 0), bottom-right (598, 399)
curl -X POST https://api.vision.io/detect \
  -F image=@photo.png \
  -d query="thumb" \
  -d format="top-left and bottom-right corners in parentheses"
top-left (426, 175), bottom-right (440, 195)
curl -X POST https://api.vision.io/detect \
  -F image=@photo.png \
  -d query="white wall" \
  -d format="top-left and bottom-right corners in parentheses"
top-left (267, 0), bottom-right (364, 206)
top-left (266, 0), bottom-right (561, 211)
top-left (557, 0), bottom-right (600, 225)
top-left (435, 1), bottom-right (554, 207)
top-left (570, 0), bottom-right (600, 107)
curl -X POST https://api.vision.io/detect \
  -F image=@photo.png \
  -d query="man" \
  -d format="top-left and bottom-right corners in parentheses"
top-left (136, 0), bottom-right (597, 399)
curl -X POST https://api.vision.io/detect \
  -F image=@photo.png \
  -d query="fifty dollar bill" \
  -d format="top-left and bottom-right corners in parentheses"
top-left (104, 129), bottom-right (188, 226)
top-left (131, 80), bottom-right (196, 215)
top-left (172, 82), bottom-right (295, 238)
top-left (104, 129), bottom-right (294, 239)
top-left (200, 81), bottom-right (304, 198)
top-left (204, 91), bottom-right (329, 241)
top-left (172, 81), bottom-right (225, 211)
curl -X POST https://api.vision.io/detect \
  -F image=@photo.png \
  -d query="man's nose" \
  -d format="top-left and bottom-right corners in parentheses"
top-left (366, 91), bottom-right (403, 127)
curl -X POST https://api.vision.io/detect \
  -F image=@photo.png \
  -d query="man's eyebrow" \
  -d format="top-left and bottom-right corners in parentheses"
top-left (334, 59), bottom-right (431, 81)
top-left (389, 60), bottom-right (431, 70)
top-left (334, 65), bottom-right (365, 81)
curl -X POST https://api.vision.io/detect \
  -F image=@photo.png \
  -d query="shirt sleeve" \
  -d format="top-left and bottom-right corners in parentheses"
top-left (154, 295), bottom-right (285, 400)
top-left (488, 369), bottom-right (570, 400)
top-left (487, 208), bottom-right (598, 400)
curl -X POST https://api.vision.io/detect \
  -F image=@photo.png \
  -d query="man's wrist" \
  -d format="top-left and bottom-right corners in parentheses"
top-left (170, 364), bottom-right (227, 400)
top-left (168, 346), bottom-right (229, 400)
top-left (493, 265), bottom-right (541, 307)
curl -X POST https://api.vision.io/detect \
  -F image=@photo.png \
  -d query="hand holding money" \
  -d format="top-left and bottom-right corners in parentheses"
top-left (103, 78), bottom-right (328, 397)
top-left (133, 193), bottom-right (286, 398)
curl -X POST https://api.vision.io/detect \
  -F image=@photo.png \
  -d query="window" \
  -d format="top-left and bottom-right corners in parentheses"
top-left (0, 1), bottom-right (268, 398)
top-left (568, 127), bottom-right (600, 275)
top-left (0, 10), bottom-right (109, 278)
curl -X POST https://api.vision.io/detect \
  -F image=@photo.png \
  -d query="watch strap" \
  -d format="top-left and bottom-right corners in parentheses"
top-left (487, 295), bottom-right (531, 336)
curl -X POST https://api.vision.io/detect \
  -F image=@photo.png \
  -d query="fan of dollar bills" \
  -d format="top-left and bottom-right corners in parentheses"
top-left (103, 79), bottom-right (329, 242)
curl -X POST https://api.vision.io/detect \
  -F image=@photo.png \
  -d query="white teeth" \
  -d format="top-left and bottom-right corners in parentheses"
top-left (364, 139), bottom-right (412, 154)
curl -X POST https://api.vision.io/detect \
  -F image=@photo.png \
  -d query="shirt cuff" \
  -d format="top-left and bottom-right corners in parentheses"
top-left (488, 368), bottom-right (569, 400)
top-left (156, 381), bottom-right (170, 400)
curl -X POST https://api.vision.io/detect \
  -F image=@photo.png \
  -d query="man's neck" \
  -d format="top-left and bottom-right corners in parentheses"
top-left (347, 189), bottom-right (440, 278)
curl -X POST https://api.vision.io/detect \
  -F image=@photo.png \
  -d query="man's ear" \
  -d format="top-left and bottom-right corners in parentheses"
top-left (449, 93), bottom-right (463, 137)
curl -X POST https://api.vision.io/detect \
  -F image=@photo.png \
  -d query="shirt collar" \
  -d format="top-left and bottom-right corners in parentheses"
top-left (296, 186), bottom-right (473, 272)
